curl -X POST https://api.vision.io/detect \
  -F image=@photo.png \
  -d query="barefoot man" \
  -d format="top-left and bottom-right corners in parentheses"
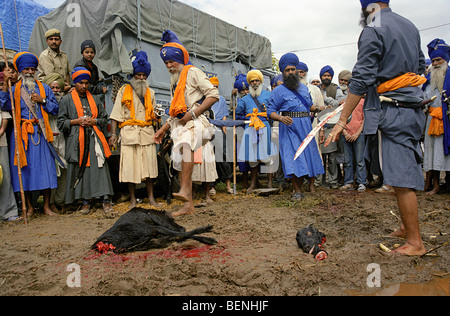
top-left (326, 0), bottom-right (428, 255)
top-left (0, 52), bottom-right (60, 217)
top-left (154, 30), bottom-right (219, 217)
top-left (109, 51), bottom-right (160, 210)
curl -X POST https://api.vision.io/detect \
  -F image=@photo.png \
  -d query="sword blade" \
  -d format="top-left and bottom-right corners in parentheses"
top-left (294, 103), bottom-right (345, 161)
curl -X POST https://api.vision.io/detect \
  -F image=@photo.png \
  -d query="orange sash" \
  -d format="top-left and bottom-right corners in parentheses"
top-left (13, 79), bottom-right (53, 167)
top-left (428, 107), bottom-right (444, 137)
top-left (377, 72), bottom-right (427, 94)
top-left (119, 84), bottom-right (155, 128)
top-left (246, 108), bottom-right (268, 131)
top-left (71, 90), bottom-right (111, 167)
top-left (169, 65), bottom-right (195, 118)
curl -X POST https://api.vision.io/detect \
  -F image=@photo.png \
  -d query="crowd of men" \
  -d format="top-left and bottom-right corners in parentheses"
top-left (0, 1), bottom-right (449, 256)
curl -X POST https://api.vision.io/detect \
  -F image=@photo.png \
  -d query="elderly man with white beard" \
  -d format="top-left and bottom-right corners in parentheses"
top-left (154, 30), bottom-right (219, 217)
top-left (422, 38), bottom-right (450, 195)
top-left (236, 69), bottom-right (274, 193)
top-left (0, 52), bottom-right (59, 217)
top-left (109, 51), bottom-right (160, 210)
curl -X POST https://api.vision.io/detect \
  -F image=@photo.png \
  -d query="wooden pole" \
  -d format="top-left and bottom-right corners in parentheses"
top-left (232, 94), bottom-right (237, 195)
top-left (0, 22), bottom-right (28, 224)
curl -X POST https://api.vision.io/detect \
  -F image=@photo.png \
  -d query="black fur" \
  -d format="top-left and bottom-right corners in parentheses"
top-left (91, 207), bottom-right (217, 253)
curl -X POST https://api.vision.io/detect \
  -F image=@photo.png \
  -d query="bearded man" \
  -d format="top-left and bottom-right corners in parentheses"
top-left (0, 52), bottom-right (59, 217)
top-left (58, 67), bottom-right (114, 215)
top-left (267, 53), bottom-right (324, 200)
top-left (109, 51), bottom-right (160, 209)
top-left (326, 0), bottom-right (428, 256)
top-left (154, 30), bottom-right (219, 217)
top-left (422, 38), bottom-right (450, 195)
top-left (235, 69), bottom-right (273, 193)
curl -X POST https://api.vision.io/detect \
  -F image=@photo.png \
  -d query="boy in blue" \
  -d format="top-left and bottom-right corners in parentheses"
top-left (235, 69), bottom-right (273, 193)
top-left (267, 53), bottom-right (324, 200)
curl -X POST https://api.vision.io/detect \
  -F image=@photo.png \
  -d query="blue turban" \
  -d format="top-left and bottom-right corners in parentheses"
top-left (271, 74), bottom-right (283, 87)
top-left (427, 38), bottom-right (450, 63)
top-left (320, 65), bottom-right (334, 78)
top-left (279, 53), bottom-right (300, 73)
top-left (72, 67), bottom-right (91, 84)
top-left (160, 30), bottom-right (191, 65)
top-left (132, 51), bottom-right (152, 77)
top-left (13, 52), bottom-right (39, 73)
top-left (234, 74), bottom-right (249, 93)
top-left (360, 0), bottom-right (389, 9)
top-left (298, 62), bottom-right (309, 72)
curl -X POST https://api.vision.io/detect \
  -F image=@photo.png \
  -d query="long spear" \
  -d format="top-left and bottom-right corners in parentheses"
top-left (0, 22), bottom-right (28, 224)
top-left (232, 94), bottom-right (237, 195)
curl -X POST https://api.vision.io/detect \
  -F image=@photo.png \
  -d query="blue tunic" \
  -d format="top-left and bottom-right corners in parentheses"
top-left (348, 8), bottom-right (426, 190)
top-left (235, 90), bottom-right (272, 164)
top-left (0, 83), bottom-right (59, 192)
top-left (267, 84), bottom-right (324, 179)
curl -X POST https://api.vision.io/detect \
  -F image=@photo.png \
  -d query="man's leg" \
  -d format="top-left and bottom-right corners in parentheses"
top-left (128, 183), bottom-right (137, 210)
top-left (42, 189), bottom-right (57, 216)
top-left (391, 187), bottom-right (426, 256)
top-left (145, 178), bottom-right (161, 208)
top-left (247, 166), bottom-right (258, 194)
top-left (173, 150), bottom-right (195, 216)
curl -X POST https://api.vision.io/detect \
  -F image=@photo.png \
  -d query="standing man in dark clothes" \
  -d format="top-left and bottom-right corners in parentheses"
top-left (326, 0), bottom-right (427, 256)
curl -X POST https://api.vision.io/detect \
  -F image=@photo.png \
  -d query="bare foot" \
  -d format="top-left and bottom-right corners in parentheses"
top-left (43, 206), bottom-right (58, 216)
top-left (172, 206), bottom-right (195, 217)
top-left (390, 243), bottom-right (427, 256)
top-left (148, 198), bottom-right (162, 208)
top-left (390, 227), bottom-right (407, 238)
top-left (27, 207), bottom-right (35, 218)
top-left (205, 196), bottom-right (213, 204)
top-left (425, 187), bottom-right (439, 196)
top-left (128, 200), bottom-right (137, 211)
top-left (247, 185), bottom-right (256, 194)
top-left (173, 191), bottom-right (190, 203)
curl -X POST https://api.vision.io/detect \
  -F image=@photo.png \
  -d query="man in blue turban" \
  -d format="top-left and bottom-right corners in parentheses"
top-left (267, 53), bottom-right (324, 200)
top-left (422, 38), bottom-right (450, 195)
top-left (326, 0), bottom-right (427, 256)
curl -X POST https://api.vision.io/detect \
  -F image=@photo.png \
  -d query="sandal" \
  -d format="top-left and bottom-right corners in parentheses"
top-left (6, 216), bottom-right (23, 222)
top-left (375, 185), bottom-right (394, 193)
top-left (339, 184), bottom-right (354, 191)
top-left (79, 204), bottom-right (91, 215)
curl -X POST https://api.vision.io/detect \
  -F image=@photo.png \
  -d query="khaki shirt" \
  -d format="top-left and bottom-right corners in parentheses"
top-left (38, 47), bottom-right (71, 83)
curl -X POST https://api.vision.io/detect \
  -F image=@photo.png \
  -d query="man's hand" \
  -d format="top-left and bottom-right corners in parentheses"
top-left (30, 93), bottom-right (44, 104)
top-left (178, 111), bottom-right (192, 126)
top-left (280, 116), bottom-right (293, 126)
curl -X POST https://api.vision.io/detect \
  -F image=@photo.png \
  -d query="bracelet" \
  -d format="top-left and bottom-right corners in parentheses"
top-left (189, 110), bottom-right (197, 120)
top-left (336, 121), bottom-right (347, 130)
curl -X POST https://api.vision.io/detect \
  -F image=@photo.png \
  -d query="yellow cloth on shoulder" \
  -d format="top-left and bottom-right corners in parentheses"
top-left (119, 84), bottom-right (155, 128)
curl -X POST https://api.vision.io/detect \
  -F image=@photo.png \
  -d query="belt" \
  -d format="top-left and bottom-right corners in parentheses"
top-left (381, 100), bottom-right (423, 109)
top-left (281, 111), bottom-right (310, 118)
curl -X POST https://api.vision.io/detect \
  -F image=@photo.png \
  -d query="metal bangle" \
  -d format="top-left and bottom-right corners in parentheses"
top-left (189, 110), bottom-right (197, 120)
top-left (336, 121), bottom-right (347, 130)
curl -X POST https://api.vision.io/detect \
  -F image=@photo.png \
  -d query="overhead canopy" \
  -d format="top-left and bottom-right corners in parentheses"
top-left (29, 0), bottom-right (273, 76)
top-left (0, 0), bottom-right (51, 53)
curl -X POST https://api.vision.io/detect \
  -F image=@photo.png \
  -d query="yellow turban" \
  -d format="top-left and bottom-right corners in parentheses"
top-left (247, 69), bottom-right (263, 84)
top-left (209, 77), bottom-right (219, 86)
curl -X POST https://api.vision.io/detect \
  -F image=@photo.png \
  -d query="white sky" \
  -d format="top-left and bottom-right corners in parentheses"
top-left (35, 0), bottom-right (450, 82)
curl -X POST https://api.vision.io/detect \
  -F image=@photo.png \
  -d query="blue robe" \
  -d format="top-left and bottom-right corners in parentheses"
top-left (267, 84), bottom-right (324, 179)
top-left (0, 83), bottom-right (59, 192)
top-left (236, 90), bottom-right (272, 164)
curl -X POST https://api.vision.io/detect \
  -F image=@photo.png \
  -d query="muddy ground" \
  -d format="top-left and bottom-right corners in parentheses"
top-left (0, 180), bottom-right (448, 296)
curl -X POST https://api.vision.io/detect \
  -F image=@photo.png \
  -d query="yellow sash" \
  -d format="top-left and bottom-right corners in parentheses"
top-left (377, 72), bottom-right (427, 94)
top-left (119, 84), bottom-right (155, 128)
top-left (428, 107), bottom-right (444, 137)
top-left (246, 108), bottom-right (267, 131)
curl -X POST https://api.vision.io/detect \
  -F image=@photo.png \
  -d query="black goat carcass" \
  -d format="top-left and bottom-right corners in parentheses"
top-left (296, 224), bottom-right (328, 261)
top-left (91, 207), bottom-right (217, 254)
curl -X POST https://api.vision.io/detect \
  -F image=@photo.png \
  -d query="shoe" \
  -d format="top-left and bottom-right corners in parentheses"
top-left (209, 187), bottom-right (216, 196)
top-left (339, 184), bottom-right (354, 191)
top-left (357, 184), bottom-right (366, 192)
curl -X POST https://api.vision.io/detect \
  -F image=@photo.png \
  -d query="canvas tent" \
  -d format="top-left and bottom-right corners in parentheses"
top-left (28, 0), bottom-right (273, 112)
top-left (0, 0), bottom-right (50, 57)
